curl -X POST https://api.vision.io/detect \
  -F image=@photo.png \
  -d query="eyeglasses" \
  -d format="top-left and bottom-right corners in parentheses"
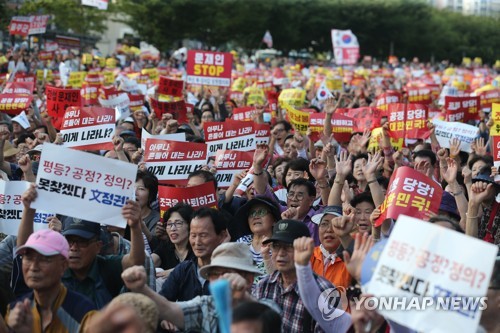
top-left (319, 221), bottom-right (333, 230)
top-left (270, 242), bottom-right (294, 252)
top-left (66, 237), bottom-right (98, 248)
top-left (249, 208), bottom-right (269, 218)
top-left (21, 253), bottom-right (62, 266)
top-left (287, 191), bottom-right (305, 201)
top-left (166, 220), bottom-right (185, 230)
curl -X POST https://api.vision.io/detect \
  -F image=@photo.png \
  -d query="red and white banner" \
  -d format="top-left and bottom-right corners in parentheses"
top-left (46, 86), bottom-right (82, 129)
top-left (345, 107), bottom-right (382, 132)
top-left (158, 182), bottom-right (217, 217)
top-left (186, 50), bottom-right (233, 87)
top-left (375, 91), bottom-right (402, 112)
top-left (158, 76), bottom-right (184, 97)
top-left (232, 106), bottom-right (256, 121)
top-left (60, 107), bottom-right (115, 150)
top-left (387, 103), bottom-right (430, 140)
top-left (149, 97), bottom-right (188, 124)
top-left (375, 166), bottom-right (442, 226)
top-left (0, 94), bottom-right (33, 116)
top-left (204, 121), bottom-right (256, 157)
top-left (82, 0), bottom-right (109, 10)
top-left (81, 83), bottom-right (99, 106)
top-left (478, 89), bottom-right (500, 112)
top-left (255, 123), bottom-right (271, 145)
top-left (214, 150), bottom-right (254, 188)
top-left (407, 87), bottom-right (432, 105)
top-left (9, 15), bottom-right (49, 36)
top-left (309, 113), bottom-right (354, 143)
top-left (2, 81), bottom-right (34, 95)
top-left (31, 144), bottom-right (137, 228)
top-left (13, 73), bottom-right (36, 84)
top-left (331, 29), bottom-right (360, 65)
top-left (445, 96), bottom-right (480, 122)
top-left (144, 139), bottom-right (208, 184)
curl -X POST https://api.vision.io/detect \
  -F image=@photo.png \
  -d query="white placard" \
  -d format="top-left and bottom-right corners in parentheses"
top-left (432, 119), bottom-right (479, 153)
top-left (365, 215), bottom-right (497, 333)
top-left (140, 128), bottom-right (186, 150)
top-left (99, 93), bottom-right (130, 109)
top-left (0, 180), bottom-right (52, 235)
top-left (31, 144), bottom-right (137, 228)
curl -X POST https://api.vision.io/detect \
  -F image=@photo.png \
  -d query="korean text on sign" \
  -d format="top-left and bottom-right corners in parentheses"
top-left (186, 50), bottom-right (233, 87)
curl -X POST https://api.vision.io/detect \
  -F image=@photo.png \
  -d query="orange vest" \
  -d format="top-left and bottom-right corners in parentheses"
top-left (310, 246), bottom-right (352, 290)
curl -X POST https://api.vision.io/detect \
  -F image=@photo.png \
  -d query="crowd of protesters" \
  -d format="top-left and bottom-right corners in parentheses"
top-left (0, 40), bottom-right (498, 333)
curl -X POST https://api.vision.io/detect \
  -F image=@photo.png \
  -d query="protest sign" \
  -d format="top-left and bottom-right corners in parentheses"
top-left (158, 76), bottom-right (184, 97)
top-left (9, 15), bottom-right (49, 36)
top-left (368, 127), bottom-right (403, 151)
top-left (68, 71), bottom-right (87, 88)
top-left (387, 104), bottom-right (429, 140)
top-left (82, 0), bottom-right (109, 10)
top-left (245, 86), bottom-right (266, 106)
top-left (234, 173), bottom-right (254, 197)
top-left (432, 119), bottom-right (479, 153)
top-left (309, 113), bottom-right (354, 143)
top-left (375, 166), bottom-right (442, 226)
top-left (140, 128), bottom-right (186, 150)
top-left (0, 94), bottom-right (33, 116)
top-left (278, 88), bottom-right (306, 108)
top-left (331, 29), bottom-right (360, 65)
top-left (13, 73), bottom-right (36, 84)
top-left (60, 106), bottom-right (115, 150)
top-left (2, 81), bottom-right (34, 95)
top-left (283, 103), bottom-right (310, 134)
top-left (98, 92), bottom-right (130, 109)
top-left (81, 83), bottom-right (99, 106)
top-left (158, 182), bottom-right (217, 217)
top-left (365, 215), bottom-right (497, 333)
top-left (186, 50), bottom-right (232, 87)
top-left (31, 144), bottom-right (137, 228)
top-left (346, 107), bottom-right (382, 132)
top-left (444, 96), bottom-right (480, 122)
top-left (149, 97), bottom-right (188, 124)
top-left (144, 139), bottom-right (207, 184)
top-left (102, 71), bottom-right (115, 86)
top-left (255, 123), bottom-right (271, 145)
top-left (375, 91), bottom-right (402, 112)
top-left (478, 89), bottom-right (500, 112)
top-left (203, 121), bottom-right (256, 157)
top-left (232, 106), bottom-right (256, 121)
top-left (0, 180), bottom-right (53, 235)
top-left (214, 150), bottom-right (254, 188)
top-left (128, 93), bottom-right (145, 111)
top-left (490, 103), bottom-right (500, 137)
top-left (46, 86), bottom-right (82, 129)
top-left (407, 86), bottom-right (432, 104)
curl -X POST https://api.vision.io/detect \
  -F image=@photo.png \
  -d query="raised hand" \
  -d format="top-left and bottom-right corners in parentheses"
top-left (362, 151), bottom-right (383, 179)
top-left (113, 136), bottom-right (124, 152)
top-left (441, 157), bottom-right (458, 185)
top-left (7, 299), bottom-right (33, 333)
top-left (253, 144), bottom-right (269, 169)
top-left (474, 137), bottom-right (487, 156)
top-left (122, 200), bottom-right (141, 229)
top-left (343, 232), bottom-right (374, 281)
top-left (309, 158), bottom-right (327, 181)
top-left (293, 236), bottom-right (315, 266)
top-left (21, 183), bottom-right (37, 209)
top-left (121, 265), bottom-right (148, 293)
top-left (281, 207), bottom-right (299, 220)
top-left (449, 138), bottom-right (461, 158)
top-left (47, 216), bottom-right (63, 232)
top-left (469, 181), bottom-right (495, 206)
top-left (331, 214), bottom-right (355, 238)
top-left (334, 151), bottom-right (352, 179)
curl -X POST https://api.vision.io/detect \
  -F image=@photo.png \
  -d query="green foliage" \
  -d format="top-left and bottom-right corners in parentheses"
top-left (19, 0), bottom-right (113, 35)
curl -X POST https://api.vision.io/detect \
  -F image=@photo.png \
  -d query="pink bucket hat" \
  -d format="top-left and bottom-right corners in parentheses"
top-left (16, 229), bottom-right (69, 259)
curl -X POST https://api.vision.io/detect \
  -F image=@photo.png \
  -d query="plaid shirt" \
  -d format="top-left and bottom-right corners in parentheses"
top-left (179, 295), bottom-right (219, 333)
top-left (254, 270), bottom-right (332, 333)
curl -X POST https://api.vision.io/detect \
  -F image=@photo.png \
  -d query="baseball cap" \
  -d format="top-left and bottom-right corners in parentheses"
top-left (199, 243), bottom-right (262, 279)
top-left (314, 141), bottom-right (324, 148)
top-left (262, 219), bottom-right (310, 245)
top-left (16, 229), bottom-right (69, 259)
top-left (311, 205), bottom-right (343, 225)
top-left (63, 218), bottom-right (101, 240)
top-left (27, 144), bottom-right (43, 157)
top-left (119, 130), bottom-right (136, 138)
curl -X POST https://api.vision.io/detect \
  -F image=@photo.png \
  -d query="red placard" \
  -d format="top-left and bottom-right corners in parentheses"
top-left (149, 97), bottom-right (188, 124)
top-left (85, 72), bottom-right (103, 86)
top-left (445, 96), bottom-right (480, 122)
top-left (186, 50), bottom-right (233, 87)
top-left (158, 76), bottom-right (184, 97)
top-left (38, 51), bottom-right (54, 61)
top-left (2, 82), bottom-right (34, 95)
top-left (387, 103), bottom-right (430, 140)
top-left (346, 107), bottom-right (381, 132)
top-left (375, 91), bottom-right (402, 112)
top-left (232, 106), bottom-right (256, 121)
top-left (255, 123), bottom-right (271, 145)
top-left (309, 113), bottom-right (354, 143)
top-left (81, 83), bottom-right (99, 106)
top-left (158, 182), bottom-right (217, 217)
top-left (478, 89), bottom-right (500, 112)
top-left (492, 136), bottom-right (500, 163)
top-left (0, 94), bottom-right (33, 116)
top-left (9, 17), bottom-right (30, 36)
top-left (13, 73), bottom-right (36, 84)
top-left (407, 87), bottom-right (432, 105)
top-left (214, 150), bottom-right (254, 188)
top-left (144, 139), bottom-right (208, 185)
top-left (45, 86), bottom-right (82, 129)
top-left (128, 93), bottom-right (145, 111)
top-left (375, 166), bottom-right (442, 227)
top-left (60, 106), bottom-right (115, 151)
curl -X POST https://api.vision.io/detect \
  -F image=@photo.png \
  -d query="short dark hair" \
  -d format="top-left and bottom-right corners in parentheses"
top-left (124, 137), bottom-right (140, 149)
top-left (350, 192), bottom-right (375, 209)
top-left (163, 203), bottom-right (195, 225)
top-left (413, 149), bottom-right (437, 166)
top-left (428, 215), bottom-right (464, 233)
top-left (192, 207), bottom-right (227, 235)
top-left (136, 170), bottom-right (158, 208)
top-left (232, 301), bottom-right (281, 333)
top-left (282, 157), bottom-right (314, 187)
top-left (273, 120), bottom-right (292, 132)
top-left (188, 169), bottom-right (218, 189)
top-left (288, 178), bottom-right (316, 197)
top-left (17, 133), bottom-right (35, 144)
top-left (468, 155), bottom-right (493, 170)
top-left (352, 153), bottom-right (368, 170)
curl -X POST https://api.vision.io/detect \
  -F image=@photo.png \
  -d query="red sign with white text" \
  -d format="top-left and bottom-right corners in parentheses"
top-left (186, 50), bottom-right (233, 87)
top-left (2, 82), bottom-right (34, 95)
top-left (309, 113), bottom-right (354, 143)
top-left (255, 123), bottom-right (271, 145)
top-left (214, 150), bottom-right (255, 188)
top-left (407, 87), bottom-right (432, 105)
top-left (346, 107), bottom-right (382, 132)
top-left (376, 91), bottom-right (402, 112)
top-left (204, 120), bottom-right (256, 157)
top-left (232, 106), bottom-right (256, 121)
top-left (45, 86), bottom-right (82, 129)
top-left (0, 94), bottom-right (33, 116)
top-left (375, 166), bottom-right (442, 227)
top-left (149, 97), bottom-right (188, 124)
top-left (387, 103), bottom-right (430, 140)
top-left (445, 96), bottom-right (480, 122)
top-left (478, 89), bottom-right (500, 112)
top-left (158, 182), bottom-right (217, 217)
